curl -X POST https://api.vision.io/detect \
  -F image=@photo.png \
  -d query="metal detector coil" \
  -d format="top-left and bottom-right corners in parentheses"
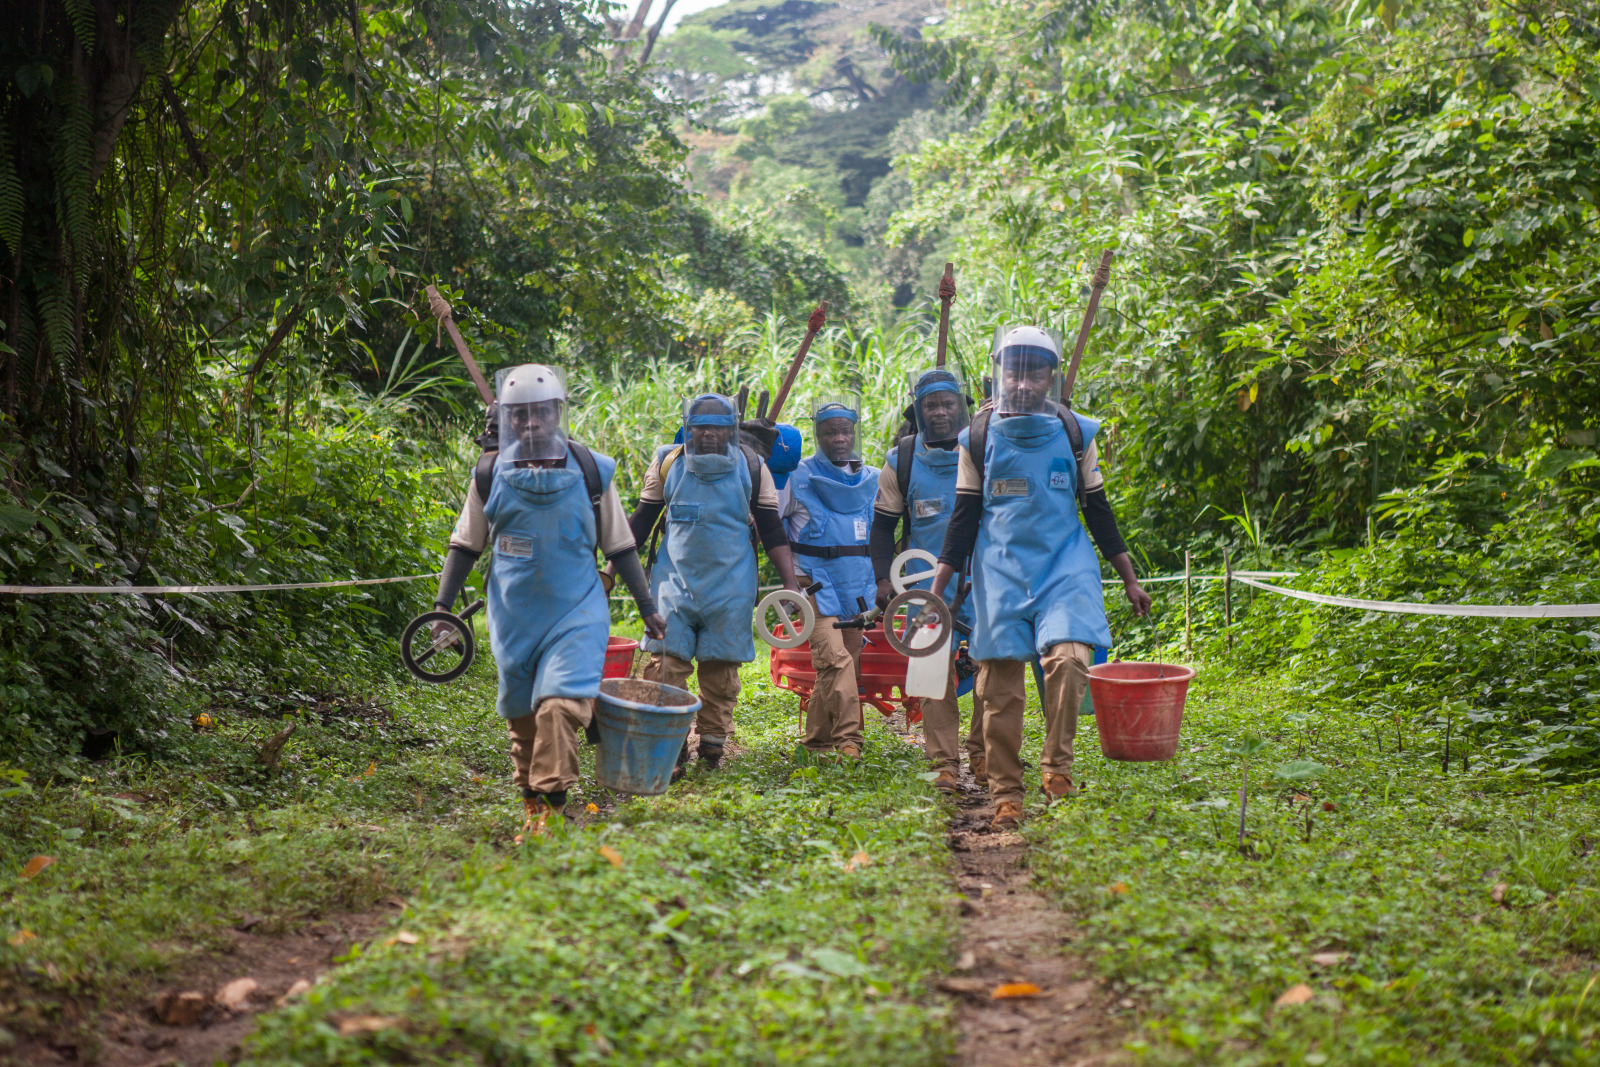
top-left (401, 599), bottom-right (484, 683)
top-left (755, 589), bottom-right (815, 649)
top-left (883, 589), bottom-right (953, 659)
top-left (889, 548), bottom-right (939, 595)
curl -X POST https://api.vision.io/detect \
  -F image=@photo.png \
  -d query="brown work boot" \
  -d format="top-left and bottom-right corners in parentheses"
top-left (1042, 772), bottom-right (1077, 800)
top-left (933, 768), bottom-right (960, 794)
top-left (515, 796), bottom-right (557, 844)
top-left (836, 742), bottom-right (861, 759)
top-left (991, 799), bottom-right (1024, 831)
top-left (969, 754), bottom-right (987, 789)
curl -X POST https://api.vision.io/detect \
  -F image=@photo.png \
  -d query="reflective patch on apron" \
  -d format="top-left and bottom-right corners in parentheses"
top-left (1049, 456), bottom-right (1072, 490)
top-left (913, 497), bottom-right (945, 519)
top-left (669, 502), bottom-right (702, 525)
top-left (992, 477), bottom-right (1030, 497)
top-left (496, 534), bottom-right (535, 560)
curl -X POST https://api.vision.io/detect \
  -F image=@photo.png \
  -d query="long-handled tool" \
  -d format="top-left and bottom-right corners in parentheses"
top-left (935, 263), bottom-right (955, 369)
top-left (425, 285), bottom-right (495, 407)
top-left (766, 302), bottom-right (827, 423)
top-left (1060, 249), bottom-right (1115, 404)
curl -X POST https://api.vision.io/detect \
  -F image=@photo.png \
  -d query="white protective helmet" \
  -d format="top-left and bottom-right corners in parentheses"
top-left (991, 325), bottom-right (1063, 415)
top-left (497, 364), bottom-right (569, 462)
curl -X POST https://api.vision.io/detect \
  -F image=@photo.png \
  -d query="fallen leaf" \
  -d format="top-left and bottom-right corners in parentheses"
top-left (395, 930), bottom-right (419, 945)
top-left (362, 761), bottom-right (376, 778)
top-left (193, 713), bottom-right (215, 729)
top-left (992, 982), bottom-right (1044, 999)
top-left (214, 977), bottom-right (259, 1011)
top-left (1108, 882), bottom-right (1129, 895)
top-left (337, 1015), bottom-right (401, 1036)
top-left (1310, 952), bottom-right (1349, 967)
top-left (20, 855), bottom-right (55, 880)
top-left (937, 976), bottom-right (991, 995)
top-left (276, 978), bottom-right (312, 1007)
top-left (584, 1023), bottom-right (613, 1053)
top-left (585, 803), bottom-right (599, 813)
top-left (155, 990), bottom-right (208, 1026)
top-left (599, 845), bottom-right (624, 869)
top-left (1275, 983), bottom-right (1315, 1006)
top-left (954, 950), bottom-right (976, 971)
top-left (1292, 793), bottom-right (1311, 804)
top-left (1322, 800), bottom-right (1338, 812)
top-left (1491, 882), bottom-right (1508, 903)
top-left (9, 929), bottom-right (35, 946)
top-left (845, 850), bottom-right (873, 871)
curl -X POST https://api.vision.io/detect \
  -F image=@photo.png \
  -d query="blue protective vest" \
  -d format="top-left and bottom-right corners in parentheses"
top-left (899, 435), bottom-right (975, 636)
top-left (642, 445), bottom-right (759, 664)
top-left (965, 412), bottom-right (1112, 660)
top-left (785, 454), bottom-right (878, 618)
top-left (482, 451), bottom-right (615, 719)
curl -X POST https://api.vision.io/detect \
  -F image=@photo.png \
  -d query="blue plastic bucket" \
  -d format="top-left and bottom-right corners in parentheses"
top-left (593, 678), bottom-right (700, 795)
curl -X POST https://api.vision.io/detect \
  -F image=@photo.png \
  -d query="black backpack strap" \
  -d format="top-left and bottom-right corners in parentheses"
top-left (740, 443), bottom-right (762, 551)
top-left (895, 434), bottom-right (916, 550)
top-left (475, 450), bottom-right (497, 503)
top-left (1051, 402), bottom-right (1087, 507)
top-left (566, 439), bottom-right (606, 549)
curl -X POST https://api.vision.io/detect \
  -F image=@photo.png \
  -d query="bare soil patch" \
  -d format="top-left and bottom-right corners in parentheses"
top-left (942, 777), bottom-right (1130, 1067)
top-left (10, 908), bottom-right (393, 1067)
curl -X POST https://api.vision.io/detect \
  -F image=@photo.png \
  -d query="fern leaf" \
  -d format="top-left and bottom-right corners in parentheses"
top-left (0, 116), bottom-right (22, 254)
top-left (61, 0), bottom-right (95, 53)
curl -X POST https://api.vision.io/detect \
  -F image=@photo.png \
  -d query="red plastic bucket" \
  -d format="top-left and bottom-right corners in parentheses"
top-left (604, 636), bottom-right (639, 680)
top-left (1088, 662), bottom-right (1196, 762)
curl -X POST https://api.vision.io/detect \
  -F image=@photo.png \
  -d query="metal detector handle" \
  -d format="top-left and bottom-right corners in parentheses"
top-left (460, 598), bottom-right (484, 621)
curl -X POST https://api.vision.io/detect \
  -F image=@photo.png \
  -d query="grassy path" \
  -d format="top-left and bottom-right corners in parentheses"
top-left (7, 654), bottom-right (1600, 1064)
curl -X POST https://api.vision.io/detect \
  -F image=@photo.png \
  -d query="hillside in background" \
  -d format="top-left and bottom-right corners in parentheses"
top-left (655, 0), bottom-right (964, 311)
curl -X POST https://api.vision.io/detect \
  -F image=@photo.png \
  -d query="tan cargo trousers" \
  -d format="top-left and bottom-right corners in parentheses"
top-left (646, 653), bottom-right (742, 744)
top-left (507, 697), bottom-right (593, 794)
top-left (803, 603), bottom-right (864, 753)
top-left (976, 641), bottom-right (1092, 804)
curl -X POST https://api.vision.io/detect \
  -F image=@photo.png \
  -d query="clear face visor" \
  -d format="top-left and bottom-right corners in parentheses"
top-left (907, 368), bottom-right (969, 442)
top-left (993, 348), bottom-right (1062, 415)
top-left (682, 393), bottom-right (739, 457)
top-left (811, 395), bottom-right (861, 465)
top-left (498, 399), bottom-right (569, 462)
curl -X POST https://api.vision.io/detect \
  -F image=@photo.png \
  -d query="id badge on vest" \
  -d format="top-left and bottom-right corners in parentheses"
top-left (914, 497), bottom-right (945, 519)
top-left (1049, 456), bottom-right (1072, 491)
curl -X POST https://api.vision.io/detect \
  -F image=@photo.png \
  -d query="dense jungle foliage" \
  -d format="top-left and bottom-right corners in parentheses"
top-left (1, 0), bottom-right (1597, 782)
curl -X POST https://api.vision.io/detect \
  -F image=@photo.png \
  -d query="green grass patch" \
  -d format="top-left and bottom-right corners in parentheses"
top-left (240, 669), bottom-right (956, 1064)
top-left (1024, 663), bottom-right (1600, 1065)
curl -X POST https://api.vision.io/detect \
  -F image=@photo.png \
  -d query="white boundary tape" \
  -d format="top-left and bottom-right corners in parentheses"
top-left (0, 574), bottom-right (437, 596)
top-left (1234, 576), bottom-right (1600, 619)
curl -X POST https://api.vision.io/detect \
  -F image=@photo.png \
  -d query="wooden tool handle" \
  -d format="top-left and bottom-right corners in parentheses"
top-left (935, 263), bottom-right (955, 369)
top-left (767, 301), bottom-right (827, 424)
top-left (425, 284), bottom-right (494, 406)
top-left (1060, 249), bottom-right (1116, 404)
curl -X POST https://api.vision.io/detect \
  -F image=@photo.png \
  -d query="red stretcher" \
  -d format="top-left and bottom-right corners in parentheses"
top-left (768, 622), bottom-right (924, 725)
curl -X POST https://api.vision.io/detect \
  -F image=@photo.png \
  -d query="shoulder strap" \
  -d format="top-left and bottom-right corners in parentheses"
top-left (969, 409), bottom-right (991, 490)
top-left (566, 440), bottom-right (605, 546)
top-left (646, 445), bottom-right (684, 567)
top-left (659, 444), bottom-right (684, 481)
top-left (474, 450), bottom-right (496, 503)
top-left (895, 434), bottom-right (916, 549)
top-left (1053, 403), bottom-right (1087, 507)
top-left (739, 444), bottom-right (762, 517)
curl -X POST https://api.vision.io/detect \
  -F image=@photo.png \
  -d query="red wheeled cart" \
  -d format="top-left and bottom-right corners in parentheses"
top-left (768, 622), bottom-right (924, 725)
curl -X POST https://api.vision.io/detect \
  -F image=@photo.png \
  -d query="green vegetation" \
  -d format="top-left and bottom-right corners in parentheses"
top-left (1027, 666), bottom-right (1600, 1064)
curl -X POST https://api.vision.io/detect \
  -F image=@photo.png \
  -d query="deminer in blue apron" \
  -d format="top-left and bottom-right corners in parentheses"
top-left (869, 366), bottom-right (980, 793)
top-left (433, 365), bottom-right (665, 840)
top-left (779, 397), bottom-right (879, 756)
top-left (929, 328), bottom-right (1151, 830)
top-left (627, 394), bottom-right (802, 776)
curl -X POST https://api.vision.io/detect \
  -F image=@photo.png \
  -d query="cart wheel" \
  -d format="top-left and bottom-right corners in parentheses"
top-left (756, 589), bottom-right (815, 648)
top-left (889, 548), bottom-right (939, 595)
top-left (401, 610), bottom-right (476, 683)
top-left (883, 589), bottom-right (953, 659)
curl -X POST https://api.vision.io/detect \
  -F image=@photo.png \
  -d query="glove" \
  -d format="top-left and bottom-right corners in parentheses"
top-left (739, 418), bottom-right (778, 461)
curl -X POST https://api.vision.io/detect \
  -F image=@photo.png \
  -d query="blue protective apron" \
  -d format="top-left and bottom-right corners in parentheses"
top-left (967, 412), bottom-right (1113, 661)
top-left (642, 445), bottom-right (759, 663)
top-left (785, 454), bottom-right (878, 618)
top-left (481, 453), bottom-right (615, 719)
